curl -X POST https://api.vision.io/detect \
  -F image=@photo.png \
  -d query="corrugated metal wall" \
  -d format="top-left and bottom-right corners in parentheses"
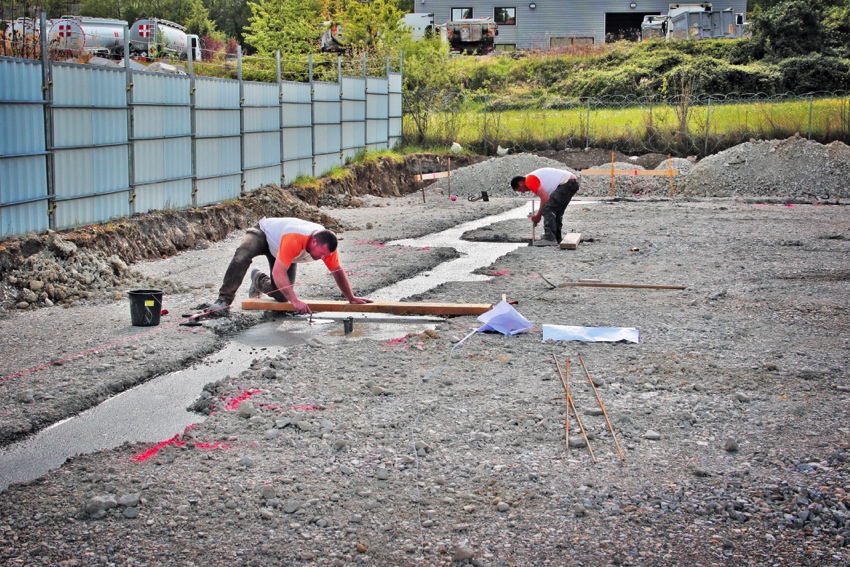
top-left (0, 58), bottom-right (48, 238)
top-left (0, 55), bottom-right (401, 238)
top-left (417, 0), bottom-right (746, 48)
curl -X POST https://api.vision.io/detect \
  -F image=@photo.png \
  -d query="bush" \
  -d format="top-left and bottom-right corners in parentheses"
top-left (777, 54), bottom-right (850, 93)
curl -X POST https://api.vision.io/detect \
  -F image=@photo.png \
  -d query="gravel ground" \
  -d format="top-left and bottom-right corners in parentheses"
top-left (1, 140), bottom-right (849, 567)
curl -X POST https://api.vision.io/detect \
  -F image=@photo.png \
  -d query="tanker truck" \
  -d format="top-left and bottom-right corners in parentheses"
top-left (48, 16), bottom-right (127, 57)
top-left (129, 18), bottom-right (200, 61)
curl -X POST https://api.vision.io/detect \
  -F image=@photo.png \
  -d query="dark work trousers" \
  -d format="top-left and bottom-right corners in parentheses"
top-left (217, 225), bottom-right (297, 305)
top-left (541, 179), bottom-right (580, 242)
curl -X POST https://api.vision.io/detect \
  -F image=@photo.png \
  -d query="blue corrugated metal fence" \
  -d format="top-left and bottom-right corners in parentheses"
top-left (0, 52), bottom-right (403, 239)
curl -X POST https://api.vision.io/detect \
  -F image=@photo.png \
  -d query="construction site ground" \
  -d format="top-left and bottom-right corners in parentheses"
top-left (0, 141), bottom-right (848, 566)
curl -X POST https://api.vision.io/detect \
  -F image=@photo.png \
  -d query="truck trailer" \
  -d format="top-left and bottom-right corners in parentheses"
top-left (444, 18), bottom-right (498, 55)
top-left (664, 3), bottom-right (748, 40)
top-left (48, 16), bottom-right (127, 57)
top-left (129, 18), bottom-right (200, 61)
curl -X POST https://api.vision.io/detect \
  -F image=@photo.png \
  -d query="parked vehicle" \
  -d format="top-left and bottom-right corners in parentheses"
top-left (129, 18), bottom-right (200, 61)
top-left (661, 3), bottom-right (748, 41)
top-left (444, 18), bottom-right (498, 55)
top-left (320, 21), bottom-right (346, 53)
top-left (402, 12), bottom-right (435, 40)
top-left (48, 16), bottom-right (127, 57)
top-left (640, 14), bottom-right (669, 40)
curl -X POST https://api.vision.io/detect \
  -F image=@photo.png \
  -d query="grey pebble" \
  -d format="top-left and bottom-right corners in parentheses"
top-left (644, 430), bottom-right (662, 440)
top-left (724, 438), bottom-right (740, 452)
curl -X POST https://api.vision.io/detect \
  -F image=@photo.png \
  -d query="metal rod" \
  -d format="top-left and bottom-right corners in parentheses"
top-left (553, 353), bottom-right (595, 463)
top-left (579, 355), bottom-right (625, 462)
top-left (552, 351), bottom-right (570, 451)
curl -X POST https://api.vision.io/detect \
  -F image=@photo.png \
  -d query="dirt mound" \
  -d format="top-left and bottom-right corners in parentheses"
top-left (678, 136), bottom-right (850, 200)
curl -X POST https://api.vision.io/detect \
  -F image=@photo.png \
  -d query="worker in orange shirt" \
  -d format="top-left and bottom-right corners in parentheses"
top-left (511, 167), bottom-right (580, 245)
top-left (208, 217), bottom-right (372, 316)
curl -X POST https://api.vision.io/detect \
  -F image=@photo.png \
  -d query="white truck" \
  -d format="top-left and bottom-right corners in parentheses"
top-left (444, 18), bottom-right (498, 55)
top-left (663, 3), bottom-right (748, 40)
top-left (48, 16), bottom-right (127, 57)
top-left (129, 18), bottom-right (200, 61)
top-left (402, 13), bottom-right (435, 40)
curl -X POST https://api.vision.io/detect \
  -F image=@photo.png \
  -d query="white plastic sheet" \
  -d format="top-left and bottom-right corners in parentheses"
top-left (542, 325), bottom-right (639, 343)
top-left (476, 301), bottom-right (533, 336)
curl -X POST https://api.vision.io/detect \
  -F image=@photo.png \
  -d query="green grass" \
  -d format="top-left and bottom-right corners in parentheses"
top-left (404, 95), bottom-right (850, 156)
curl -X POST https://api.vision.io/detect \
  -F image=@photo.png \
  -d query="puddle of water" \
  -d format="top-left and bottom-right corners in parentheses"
top-left (1, 201), bottom-right (590, 491)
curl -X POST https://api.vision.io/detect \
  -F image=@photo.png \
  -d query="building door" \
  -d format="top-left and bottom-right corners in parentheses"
top-left (605, 12), bottom-right (654, 42)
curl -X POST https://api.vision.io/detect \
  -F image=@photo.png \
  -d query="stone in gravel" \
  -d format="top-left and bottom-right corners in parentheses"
top-left (123, 507), bottom-right (139, 518)
top-left (496, 501), bottom-right (510, 512)
top-left (260, 485), bottom-right (276, 499)
top-left (238, 402), bottom-right (258, 417)
top-left (117, 493), bottom-right (140, 507)
top-left (569, 437), bottom-right (587, 448)
top-left (264, 429), bottom-right (279, 440)
top-left (574, 504), bottom-right (587, 516)
top-left (85, 495), bottom-right (117, 515)
top-left (453, 544), bottom-right (475, 562)
top-left (16, 391), bottom-right (34, 403)
top-left (376, 468), bottom-right (389, 480)
top-left (735, 392), bottom-right (752, 403)
top-left (238, 457), bottom-right (255, 468)
top-left (283, 499), bottom-right (301, 513)
top-left (724, 438), bottom-right (740, 452)
top-left (332, 439), bottom-right (349, 450)
top-left (644, 430), bottom-right (662, 440)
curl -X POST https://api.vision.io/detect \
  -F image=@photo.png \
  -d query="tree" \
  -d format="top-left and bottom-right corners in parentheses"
top-left (749, 0), bottom-right (828, 59)
top-left (80, 0), bottom-right (127, 19)
top-left (185, 0), bottom-right (218, 38)
top-left (207, 0), bottom-right (252, 43)
top-left (337, 0), bottom-right (406, 54)
top-left (243, 0), bottom-right (322, 55)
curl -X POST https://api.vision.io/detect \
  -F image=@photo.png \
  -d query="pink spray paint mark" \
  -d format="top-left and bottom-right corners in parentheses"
top-left (487, 270), bottom-right (509, 277)
top-left (133, 435), bottom-right (184, 462)
top-left (356, 239), bottom-right (386, 247)
top-left (292, 404), bottom-right (324, 411)
top-left (223, 389), bottom-right (261, 410)
top-left (384, 336), bottom-right (408, 346)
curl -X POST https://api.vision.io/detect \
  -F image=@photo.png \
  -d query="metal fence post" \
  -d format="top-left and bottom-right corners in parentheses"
top-left (238, 45), bottom-right (245, 195)
top-left (808, 95), bottom-right (814, 140)
top-left (277, 51), bottom-right (284, 186)
top-left (339, 55), bottom-right (344, 164)
top-left (40, 11), bottom-right (56, 230)
top-left (704, 97), bottom-right (711, 157)
top-left (309, 53), bottom-right (316, 177)
top-left (189, 36), bottom-right (198, 207)
top-left (123, 23), bottom-right (136, 216)
top-left (585, 98), bottom-right (591, 149)
top-left (386, 56), bottom-right (391, 150)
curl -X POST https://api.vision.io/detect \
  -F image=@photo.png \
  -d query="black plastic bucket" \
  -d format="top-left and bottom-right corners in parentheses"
top-left (128, 289), bottom-right (163, 327)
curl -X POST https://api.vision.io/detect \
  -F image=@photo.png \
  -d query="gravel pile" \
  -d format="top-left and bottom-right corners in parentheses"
top-left (679, 136), bottom-right (850, 200)
top-left (1, 231), bottom-right (183, 310)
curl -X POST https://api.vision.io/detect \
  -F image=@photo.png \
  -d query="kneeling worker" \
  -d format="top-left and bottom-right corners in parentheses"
top-left (209, 217), bottom-right (373, 316)
top-left (511, 167), bottom-right (580, 244)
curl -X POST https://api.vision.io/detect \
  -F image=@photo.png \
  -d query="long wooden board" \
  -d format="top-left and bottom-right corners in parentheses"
top-left (559, 233), bottom-right (582, 250)
top-left (581, 169), bottom-right (679, 176)
top-left (241, 298), bottom-right (492, 316)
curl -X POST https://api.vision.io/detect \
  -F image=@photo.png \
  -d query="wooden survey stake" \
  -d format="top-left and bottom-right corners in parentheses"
top-left (241, 298), bottom-right (492, 316)
top-left (559, 233), bottom-right (582, 250)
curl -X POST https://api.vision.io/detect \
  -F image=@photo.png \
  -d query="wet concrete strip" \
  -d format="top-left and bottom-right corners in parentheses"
top-left (0, 201), bottom-right (588, 491)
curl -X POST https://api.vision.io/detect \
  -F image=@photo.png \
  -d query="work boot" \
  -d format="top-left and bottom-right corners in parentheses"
top-left (206, 298), bottom-right (230, 318)
top-left (248, 268), bottom-right (261, 298)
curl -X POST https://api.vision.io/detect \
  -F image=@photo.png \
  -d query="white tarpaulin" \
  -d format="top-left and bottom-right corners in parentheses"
top-left (542, 325), bottom-right (640, 343)
top-left (476, 301), bottom-right (533, 336)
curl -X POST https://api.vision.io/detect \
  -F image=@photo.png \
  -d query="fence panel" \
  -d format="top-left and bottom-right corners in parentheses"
top-left (281, 81), bottom-right (313, 184)
top-left (131, 71), bottom-right (193, 213)
top-left (194, 76), bottom-right (241, 206)
top-left (0, 58), bottom-right (48, 238)
top-left (341, 76), bottom-right (366, 163)
top-left (312, 81), bottom-right (341, 177)
top-left (388, 72), bottom-right (402, 149)
top-left (243, 81), bottom-right (282, 190)
top-left (51, 63), bottom-right (129, 230)
top-left (366, 77), bottom-right (388, 149)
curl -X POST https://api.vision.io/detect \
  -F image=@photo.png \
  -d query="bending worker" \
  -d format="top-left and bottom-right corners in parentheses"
top-left (209, 217), bottom-right (372, 316)
top-left (511, 167), bottom-right (580, 244)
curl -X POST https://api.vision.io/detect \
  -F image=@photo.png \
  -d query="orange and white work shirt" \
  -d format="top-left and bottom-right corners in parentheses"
top-left (258, 217), bottom-right (341, 271)
top-left (525, 168), bottom-right (577, 196)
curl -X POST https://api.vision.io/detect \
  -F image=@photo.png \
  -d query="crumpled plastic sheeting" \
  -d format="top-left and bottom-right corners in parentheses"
top-left (542, 325), bottom-right (639, 343)
top-left (476, 301), bottom-right (533, 336)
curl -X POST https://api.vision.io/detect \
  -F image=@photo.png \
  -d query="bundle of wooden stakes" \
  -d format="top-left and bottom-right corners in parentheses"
top-left (552, 353), bottom-right (625, 463)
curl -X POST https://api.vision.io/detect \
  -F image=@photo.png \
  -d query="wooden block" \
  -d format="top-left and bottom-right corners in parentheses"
top-left (559, 233), bottom-right (582, 250)
top-left (241, 298), bottom-right (492, 316)
top-left (413, 171), bottom-right (451, 181)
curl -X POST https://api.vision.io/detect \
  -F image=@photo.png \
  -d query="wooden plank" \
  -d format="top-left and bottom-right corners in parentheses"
top-left (413, 171), bottom-right (451, 181)
top-left (558, 282), bottom-right (687, 290)
top-left (559, 233), bottom-right (582, 250)
top-left (241, 298), bottom-right (492, 316)
top-left (580, 169), bottom-right (679, 176)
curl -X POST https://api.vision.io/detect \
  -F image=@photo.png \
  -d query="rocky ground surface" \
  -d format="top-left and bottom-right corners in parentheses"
top-left (0, 140), bottom-right (849, 566)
